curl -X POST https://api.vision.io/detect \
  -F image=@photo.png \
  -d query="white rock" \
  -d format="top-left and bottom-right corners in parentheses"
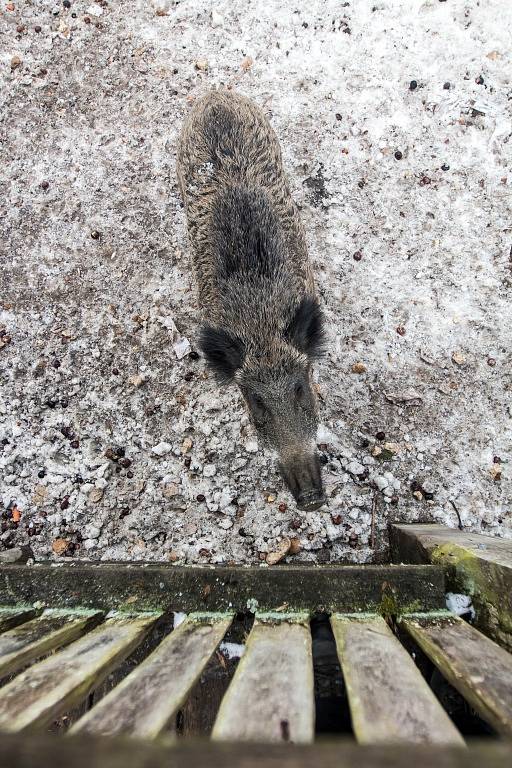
top-left (203, 463), bottom-right (217, 477)
top-left (383, 486), bottom-right (394, 497)
top-left (86, 525), bottom-right (100, 539)
top-left (152, 442), bottom-right (172, 457)
top-left (446, 592), bottom-right (475, 619)
top-left (173, 336), bottom-right (191, 359)
top-left (362, 456), bottom-right (375, 465)
top-left (374, 475), bottom-right (388, 491)
top-left (347, 461), bottom-right (364, 475)
top-left (83, 539), bottom-right (97, 550)
top-left (244, 440), bottom-right (258, 453)
top-left (211, 9), bottom-right (224, 26)
top-left (218, 517), bottom-right (233, 529)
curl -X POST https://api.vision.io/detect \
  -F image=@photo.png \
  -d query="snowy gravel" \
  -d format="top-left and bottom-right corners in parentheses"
top-left (1, 0), bottom-right (511, 564)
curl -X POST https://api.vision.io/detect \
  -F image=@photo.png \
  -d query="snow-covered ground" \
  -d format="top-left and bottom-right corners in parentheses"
top-left (1, 0), bottom-right (511, 564)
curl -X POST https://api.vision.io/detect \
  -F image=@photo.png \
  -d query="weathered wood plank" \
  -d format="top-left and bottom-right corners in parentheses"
top-left (0, 562), bottom-right (445, 614)
top-left (212, 613), bottom-right (314, 744)
top-left (1, 733), bottom-right (511, 768)
top-left (0, 609), bottom-right (102, 678)
top-left (403, 613), bottom-right (512, 737)
top-left (72, 613), bottom-right (232, 738)
top-left (0, 607), bottom-right (38, 633)
top-left (390, 524), bottom-right (512, 650)
top-left (330, 614), bottom-right (464, 744)
top-left (0, 613), bottom-right (160, 732)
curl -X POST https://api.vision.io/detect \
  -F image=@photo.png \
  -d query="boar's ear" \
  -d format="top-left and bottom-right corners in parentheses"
top-left (199, 326), bottom-right (245, 382)
top-left (285, 296), bottom-right (325, 360)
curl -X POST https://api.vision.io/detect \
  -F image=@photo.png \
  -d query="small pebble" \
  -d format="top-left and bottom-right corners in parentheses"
top-left (352, 250), bottom-right (362, 261)
top-left (443, 81), bottom-right (451, 90)
top-left (70, 439), bottom-right (80, 449)
top-left (376, 431), bottom-right (386, 441)
top-left (10, 56), bottom-right (22, 71)
top-left (278, 502), bottom-right (287, 513)
top-left (409, 80), bottom-right (418, 90)
top-left (487, 357), bottom-right (496, 367)
top-left (351, 362), bottom-right (366, 374)
top-left (394, 150), bottom-right (403, 160)
top-left (441, 163), bottom-right (450, 171)
top-left (396, 326), bottom-right (406, 336)
top-left (91, 230), bottom-right (100, 240)
top-left (203, 463), bottom-right (217, 477)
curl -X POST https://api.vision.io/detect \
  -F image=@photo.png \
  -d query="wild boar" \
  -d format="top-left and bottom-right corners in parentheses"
top-left (177, 89), bottom-right (326, 510)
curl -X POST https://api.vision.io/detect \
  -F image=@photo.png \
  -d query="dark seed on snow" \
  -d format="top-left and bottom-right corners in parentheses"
top-left (126, 470), bottom-right (134, 478)
top-left (60, 397), bottom-right (69, 408)
top-left (443, 81), bottom-right (451, 89)
top-left (394, 150), bottom-right (403, 160)
top-left (91, 230), bottom-right (100, 240)
top-left (52, 359), bottom-right (61, 368)
top-left (396, 326), bottom-right (406, 336)
top-left (119, 457), bottom-right (131, 468)
top-left (74, 475), bottom-right (83, 484)
top-left (40, 181), bottom-right (49, 190)
top-left (353, 250), bottom-right (362, 261)
top-left (376, 431), bottom-right (386, 441)
top-left (487, 357), bottom-right (496, 367)
top-left (409, 80), bottom-right (418, 90)
top-left (119, 507), bottom-right (130, 519)
top-left (441, 163), bottom-right (450, 171)
top-left (196, 494), bottom-right (206, 502)
top-left (38, 469), bottom-right (46, 478)
top-left (70, 439), bottom-right (79, 449)
top-left (112, 368), bottom-right (120, 375)
top-left (335, 113), bottom-right (342, 121)
top-left (63, 0), bottom-right (71, 7)
top-left (60, 496), bottom-right (70, 510)
top-left (35, 25), bottom-right (42, 32)
top-left (493, 456), bottom-right (501, 464)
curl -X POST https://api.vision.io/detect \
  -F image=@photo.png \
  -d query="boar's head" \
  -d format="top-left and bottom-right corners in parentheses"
top-left (200, 296), bottom-right (326, 511)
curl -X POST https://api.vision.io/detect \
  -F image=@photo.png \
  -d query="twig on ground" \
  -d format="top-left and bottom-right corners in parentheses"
top-left (370, 492), bottom-right (377, 548)
top-left (450, 499), bottom-right (464, 530)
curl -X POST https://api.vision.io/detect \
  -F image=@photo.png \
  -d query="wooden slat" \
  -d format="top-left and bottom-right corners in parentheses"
top-left (212, 613), bottom-right (314, 744)
top-left (71, 612), bottom-right (232, 738)
top-left (390, 523), bottom-right (512, 651)
top-left (403, 613), bottom-right (512, 736)
top-left (1, 734), bottom-right (511, 768)
top-left (0, 609), bottom-right (102, 678)
top-left (331, 614), bottom-right (464, 745)
top-left (0, 613), bottom-right (160, 732)
top-left (0, 607), bottom-right (38, 633)
top-left (0, 562), bottom-right (446, 614)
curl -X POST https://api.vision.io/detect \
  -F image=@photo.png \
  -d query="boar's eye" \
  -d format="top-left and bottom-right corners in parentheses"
top-left (251, 394), bottom-right (266, 419)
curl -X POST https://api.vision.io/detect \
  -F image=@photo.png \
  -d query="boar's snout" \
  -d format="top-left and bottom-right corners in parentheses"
top-left (279, 452), bottom-right (326, 511)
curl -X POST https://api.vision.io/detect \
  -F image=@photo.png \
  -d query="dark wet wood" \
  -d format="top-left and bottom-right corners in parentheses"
top-left (403, 613), bottom-right (512, 737)
top-left (0, 562), bottom-right (445, 614)
top-left (0, 607), bottom-right (38, 633)
top-left (0, 733), bottom-right (511, 768)
top-left (331, 614), bottom-right (464, 745)
top-left (212, 614), bottom-right (314, 744)
top-left (0, 609), bottom-right (102, 678)
top-left (0, 614), bottom-right (159, 731)
top-left (72, 613), bottom-right (232, 738)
